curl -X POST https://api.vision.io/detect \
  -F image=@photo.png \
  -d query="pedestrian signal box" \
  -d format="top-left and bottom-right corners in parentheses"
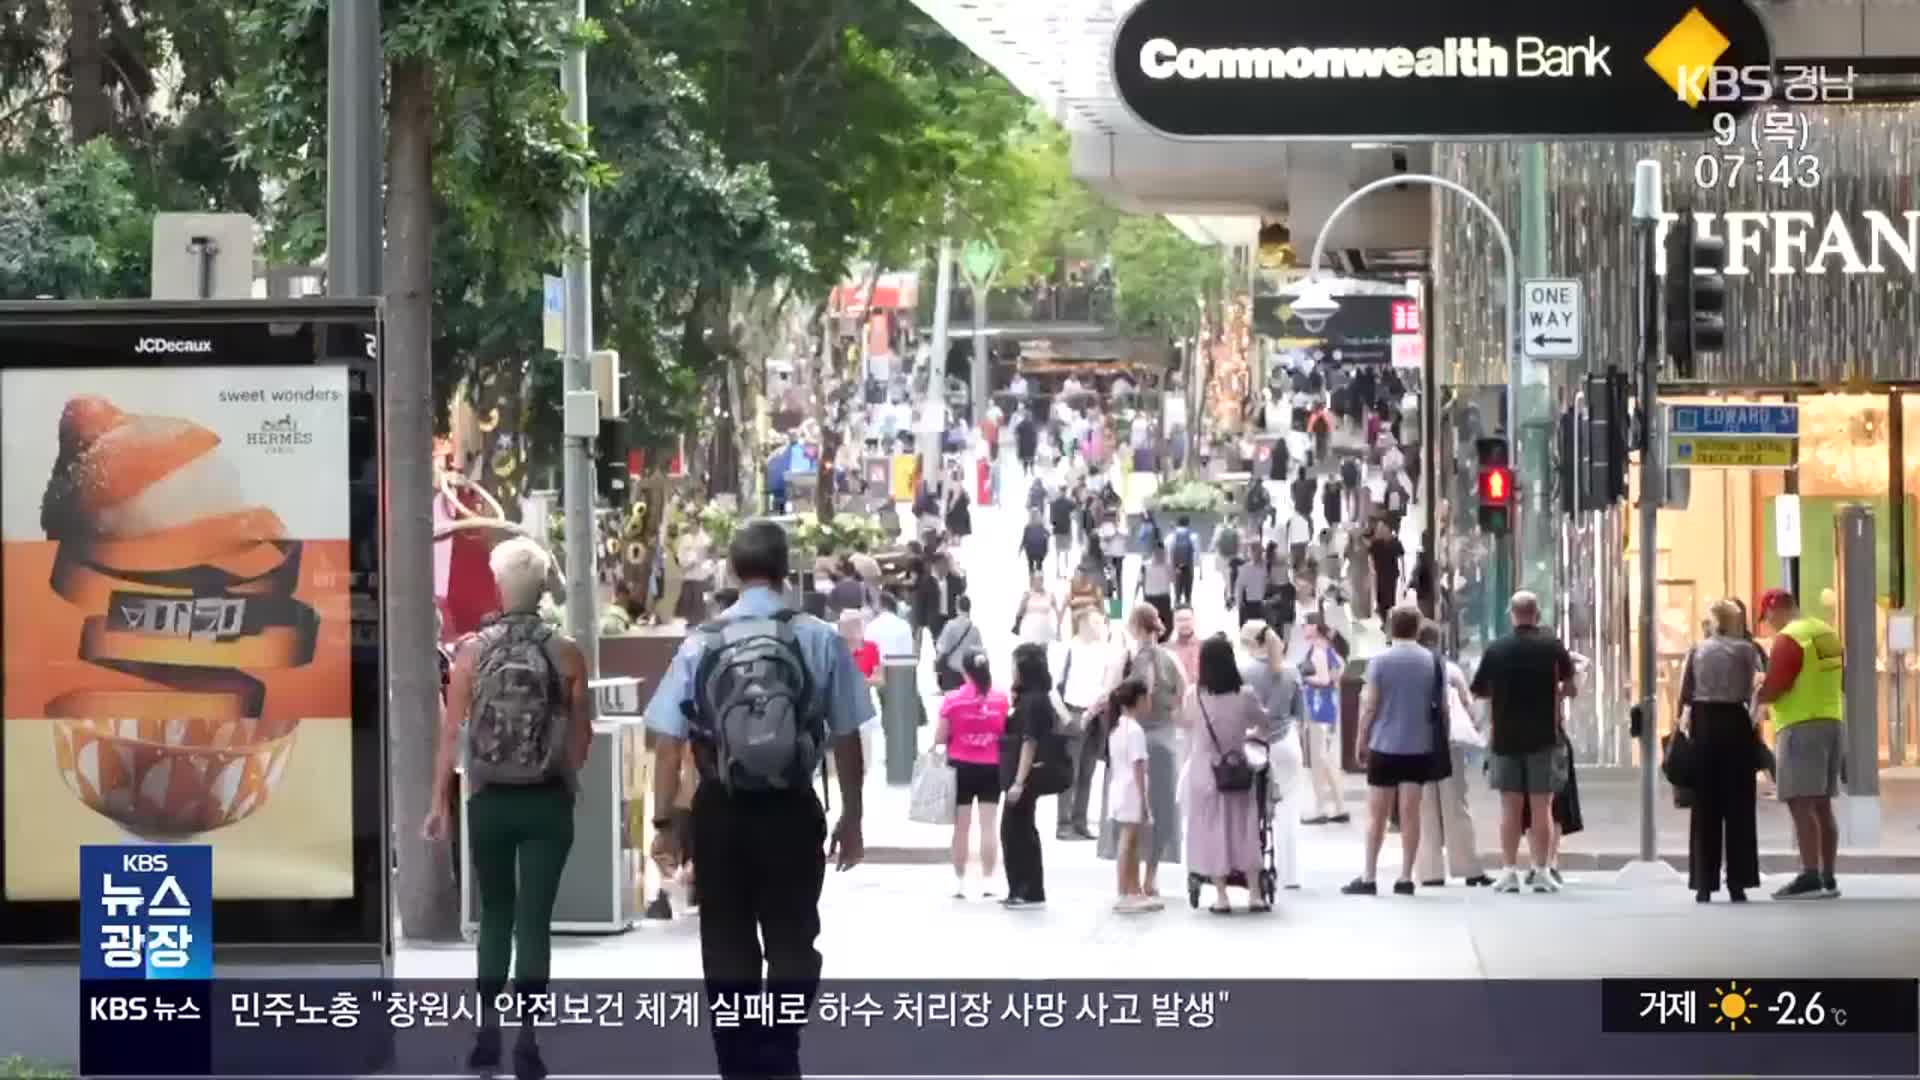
top-left (1476, 436), bottom-right (1513, 535)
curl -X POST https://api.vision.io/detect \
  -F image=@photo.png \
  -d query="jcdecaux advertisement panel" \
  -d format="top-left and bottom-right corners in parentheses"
top-left (0, 300), bottom-right (386, 950)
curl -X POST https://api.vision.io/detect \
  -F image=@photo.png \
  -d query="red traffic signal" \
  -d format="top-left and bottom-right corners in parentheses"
top-left (1474, 436), bottom-right (1513, 534)
top-left (1479, 465), bottom-right (1513, 506)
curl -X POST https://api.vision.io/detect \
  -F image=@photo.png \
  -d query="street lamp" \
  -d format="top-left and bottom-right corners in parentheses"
top-left (1303, 174), bottom-right (1519, 445)
top-left (1290, 279), bottom-right (1341, 334)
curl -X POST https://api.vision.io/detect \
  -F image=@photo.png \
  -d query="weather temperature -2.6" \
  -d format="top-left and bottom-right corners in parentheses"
top-left (1602, 979), bottom-right (1918, 1034)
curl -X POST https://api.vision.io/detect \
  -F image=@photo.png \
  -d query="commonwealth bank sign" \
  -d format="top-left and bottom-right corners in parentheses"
top-left (1114, 0), bottom-right (1773, 139)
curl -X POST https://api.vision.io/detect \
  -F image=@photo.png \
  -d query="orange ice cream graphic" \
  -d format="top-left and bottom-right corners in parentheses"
top-left (35, 396), bottom-right (319, 839)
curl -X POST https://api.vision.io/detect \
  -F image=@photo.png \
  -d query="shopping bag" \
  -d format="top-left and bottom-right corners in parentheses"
top-left (1267, 735), bottom-right (1303, 805)
top-left (908, 750), bottom-right (956, 826)
top-left (1448, 693), bottom-right (1486, 750)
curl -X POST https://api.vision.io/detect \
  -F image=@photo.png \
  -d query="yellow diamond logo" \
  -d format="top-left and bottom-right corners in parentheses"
top-left (1646, 8), bottom-right (1732, 107)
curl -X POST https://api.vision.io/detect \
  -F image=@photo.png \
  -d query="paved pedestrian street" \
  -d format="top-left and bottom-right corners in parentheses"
top-left (396, 849), bottom-right (1920, 982)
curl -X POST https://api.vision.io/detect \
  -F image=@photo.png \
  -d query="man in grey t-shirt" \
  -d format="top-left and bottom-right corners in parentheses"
top-left (1344, 605), bottom-right (1444, 896)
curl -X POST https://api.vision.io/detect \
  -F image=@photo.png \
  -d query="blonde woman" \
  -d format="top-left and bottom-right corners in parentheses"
top-left (1239, 620), bottom-right (1306, 890)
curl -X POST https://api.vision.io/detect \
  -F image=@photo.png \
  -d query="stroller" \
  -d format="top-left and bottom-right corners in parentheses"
top-left (1186, 740), bottom-right (1278, 909)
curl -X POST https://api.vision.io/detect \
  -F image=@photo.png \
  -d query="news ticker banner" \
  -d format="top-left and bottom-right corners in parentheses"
top-left (79, 978), bottom-right (1918, 1078)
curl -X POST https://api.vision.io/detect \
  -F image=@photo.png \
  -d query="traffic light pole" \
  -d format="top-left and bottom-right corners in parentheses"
top-left (1631, 160), bottom-right (1663, 868)
top-left (561, 0), bottom-right (598, 673)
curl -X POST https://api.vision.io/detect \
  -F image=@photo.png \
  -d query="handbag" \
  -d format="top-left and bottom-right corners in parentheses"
top-left (1661, 730), bottom-right (1697, 807)
top-left (1199, 696), bottom-right (1257, 793)
top-left (1027, 732), bottom-right (1073, 797)
top-left (907, 750), bottom-right (955, 826)
top-left (1445, 665), bottom-right (1486, 749)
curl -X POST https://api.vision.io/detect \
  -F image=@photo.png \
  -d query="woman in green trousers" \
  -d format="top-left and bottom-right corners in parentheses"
top-left (427, 537), bottom-right (594, 1080)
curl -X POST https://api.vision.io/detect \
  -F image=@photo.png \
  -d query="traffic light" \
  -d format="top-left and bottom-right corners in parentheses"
top-left (1663, 213), bottom-right (1727, 379)
top-left (1476, 436), bottom-right (1513, 535)
top-left (596, 418), bottom-right (629, 502)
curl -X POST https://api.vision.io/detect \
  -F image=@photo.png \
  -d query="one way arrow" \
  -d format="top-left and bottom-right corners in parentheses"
top-left (1532, 334), bottom-right (1572, 348)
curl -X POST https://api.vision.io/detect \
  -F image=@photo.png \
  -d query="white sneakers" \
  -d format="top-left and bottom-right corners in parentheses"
top-left (1490, 867), bottom-right (1563, 893)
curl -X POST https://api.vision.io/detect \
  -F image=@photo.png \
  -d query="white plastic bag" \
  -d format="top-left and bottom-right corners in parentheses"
top-left (908, 749), bottom-right (956, 826)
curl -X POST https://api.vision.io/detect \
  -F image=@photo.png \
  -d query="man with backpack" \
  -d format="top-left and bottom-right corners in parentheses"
top-left (1169, 515), bottom-right (1199, 609)
top-left (1020, 510), bottom-right (1052, 577)
top-left (425, 538), bottom-right (594, 1080)
top-left (1049, 487), bottom-right (1078, 576)
top-left (1245, 475), bottom-right (1273, 533)
top-left (1213, 520), bottom-right (1243, 608)
top-left (645, 521), bottom-right (871, 1079)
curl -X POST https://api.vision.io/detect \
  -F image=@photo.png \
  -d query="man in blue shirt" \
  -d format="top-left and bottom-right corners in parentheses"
top-left (646, 520), bottom-right (869, 1078)
top-left (765, 439), bottom-right (792, 513)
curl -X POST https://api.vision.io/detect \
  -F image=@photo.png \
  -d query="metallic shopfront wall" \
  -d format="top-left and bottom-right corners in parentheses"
top-left (1431, 102), bottom-right (1920, 389)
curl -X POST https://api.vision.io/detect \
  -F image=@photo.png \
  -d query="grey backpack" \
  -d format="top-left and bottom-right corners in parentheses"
top-left (463, 615), bottom-right (567, 784)
top-left (690, 610), bottom-right (826, 794)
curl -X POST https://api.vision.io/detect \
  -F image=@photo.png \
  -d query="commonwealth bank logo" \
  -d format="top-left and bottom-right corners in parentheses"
top-left (1644, 8), bottom-right (1731, 106)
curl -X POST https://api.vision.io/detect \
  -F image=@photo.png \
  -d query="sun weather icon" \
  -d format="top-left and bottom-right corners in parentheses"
top-left (1711, 984), bottom-right (1755, 1031)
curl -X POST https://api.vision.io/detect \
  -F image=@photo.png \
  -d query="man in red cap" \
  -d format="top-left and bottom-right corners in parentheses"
top-left (1753, 588), bottom-right (1845, 900)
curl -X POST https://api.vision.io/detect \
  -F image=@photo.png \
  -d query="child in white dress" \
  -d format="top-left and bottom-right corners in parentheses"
top-left (1106, 678), bottom-right (1161, 913)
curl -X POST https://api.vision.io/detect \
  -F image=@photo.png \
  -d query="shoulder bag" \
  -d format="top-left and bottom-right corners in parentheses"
top-left (1199, 695), bottom-right (1257, 793)
top-left (1026, 700), bottom-right (1073, 797)
top-left (934, 620), bottom-right (968, 692)
top-left (1446, 665), bottom-right (1486, 749)
top-left (1426, 652), bottom-right (1455, 780)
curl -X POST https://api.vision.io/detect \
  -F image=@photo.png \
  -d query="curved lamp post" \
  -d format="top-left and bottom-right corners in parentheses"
top-left (1296, 173), bottom-right (1521, 637)
top-left (1296, 173), bottom-right (1519, 445)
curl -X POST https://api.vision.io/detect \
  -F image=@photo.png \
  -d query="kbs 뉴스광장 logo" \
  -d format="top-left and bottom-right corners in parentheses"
top-left (80, 845), bottom-right (213, 980)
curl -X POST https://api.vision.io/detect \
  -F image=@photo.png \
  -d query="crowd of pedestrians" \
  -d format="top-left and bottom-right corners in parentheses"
top-left (417, 363), bottom-right (1853, 1080)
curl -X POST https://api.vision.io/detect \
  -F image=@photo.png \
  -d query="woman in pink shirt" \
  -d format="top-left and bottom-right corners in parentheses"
top-left (934, 650), bottom-right (1009, 898)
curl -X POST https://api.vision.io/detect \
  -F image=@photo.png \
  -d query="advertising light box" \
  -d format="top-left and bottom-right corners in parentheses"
top-left (0, 300), bottom-right (386, 951)
top-left (1113, 0), bottom-right (1773, 139)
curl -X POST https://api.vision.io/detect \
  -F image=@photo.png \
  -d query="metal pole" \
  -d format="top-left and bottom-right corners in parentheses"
top-left (326, 0), bottom-right (381, 297)
top-left (1516, 144), bottom-right (1549, 618)
top-left (560, 0), bottom-right (598, 672)
top-left (921, 236), bottom-right (955, 488)
top-left (970, 285), bottom-right (989, 429)
top-left (1631, 159), bottom-right (1663, 864)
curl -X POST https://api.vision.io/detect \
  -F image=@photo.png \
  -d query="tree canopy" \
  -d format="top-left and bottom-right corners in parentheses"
top-left (1111, 215), bottom-right (1220, 342)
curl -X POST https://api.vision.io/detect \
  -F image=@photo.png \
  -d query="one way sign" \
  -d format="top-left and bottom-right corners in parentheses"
top-left (1522, 278), bottom-right (1582, 361)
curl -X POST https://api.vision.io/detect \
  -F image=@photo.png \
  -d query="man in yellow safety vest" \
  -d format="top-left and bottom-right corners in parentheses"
top-left (1754, 589), bottom-right (1844, 901)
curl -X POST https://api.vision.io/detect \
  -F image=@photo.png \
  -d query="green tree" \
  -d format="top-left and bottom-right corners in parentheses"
top-left (0, 138), bottom-right (150, 298)
top-left (0, 1), bottom-right (261, 297)
top-left (631, 0), bottom-right (1030, 498)
top-left (236, 0), bottom-right (603, 943)
top-left (1110, 215), bottom-right (1223, 475)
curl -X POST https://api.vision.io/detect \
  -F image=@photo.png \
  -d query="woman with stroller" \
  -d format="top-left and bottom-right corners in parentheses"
top-left (1183, 635), bottom-right (1271, 913)
top-left (1240, 620), bottom-right (1306, 890)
